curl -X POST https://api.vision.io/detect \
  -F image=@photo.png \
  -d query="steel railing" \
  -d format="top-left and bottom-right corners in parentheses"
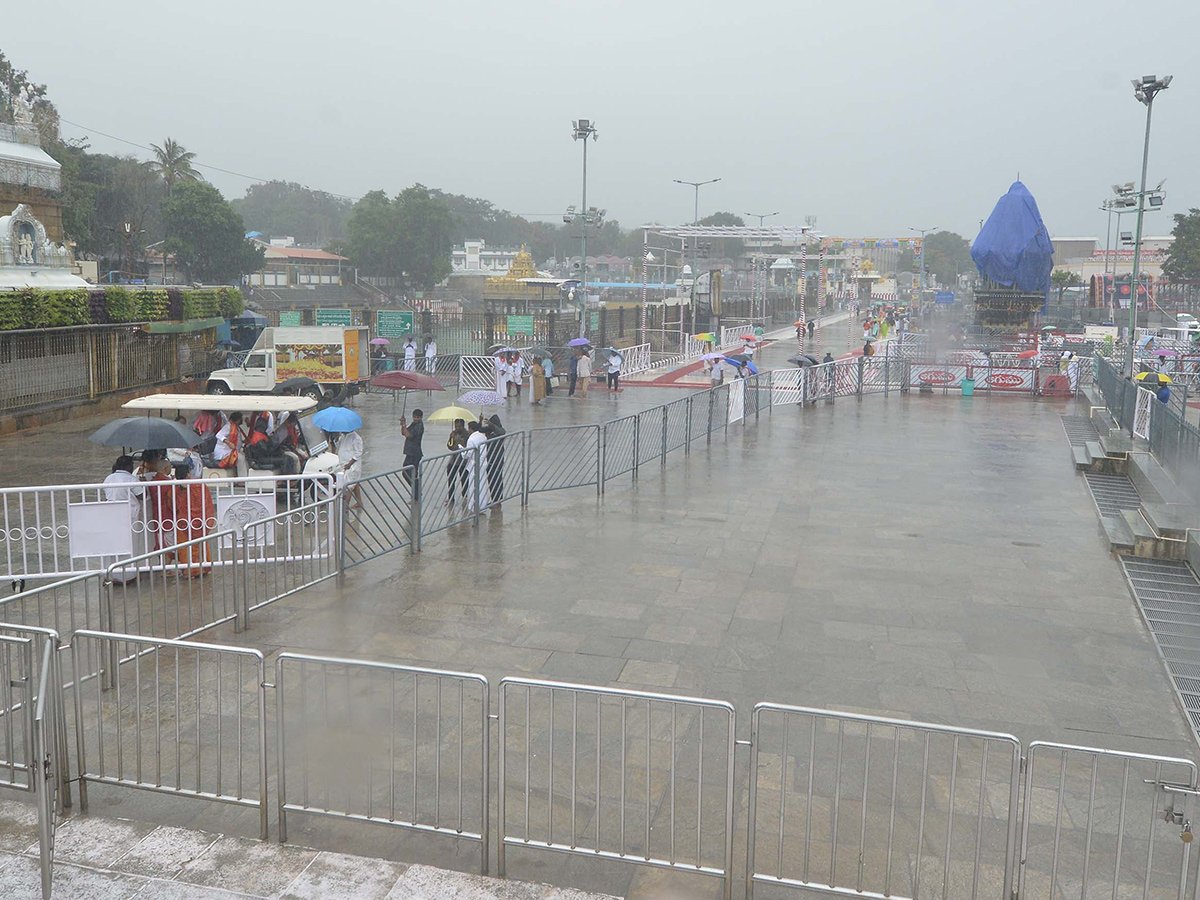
top-left (71, 629), bottom-right (269, 839)
top-left (745, 703), bottom-right (1021, 900)
top-left (244, 496), bottom-right (339, 614)
top-left (275, 653), bottom-right (490, 873)
top-left (0, 633), bottom-right (34, 792)
top-left (339, 467), bottom-right (415, 568)
top-left (527, 425), bottom-right (601, 496)
top-left (497, 677), bottom-right (737, 899)
top-left (32, 638), bottom-right (56, 900)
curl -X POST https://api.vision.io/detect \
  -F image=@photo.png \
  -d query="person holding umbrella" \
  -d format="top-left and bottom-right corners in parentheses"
top-left (464, 420), bottom-right (490, 512)
top-left (604, 351), bottom-right (622, 392)
top-left (313, 406), bottom-right (365, 508)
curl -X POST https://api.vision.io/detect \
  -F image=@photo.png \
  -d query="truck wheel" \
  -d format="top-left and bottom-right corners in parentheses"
top-left (207, 382), bottom-right (230, 395)
top-left (302, 385), bottom-right (323, 401)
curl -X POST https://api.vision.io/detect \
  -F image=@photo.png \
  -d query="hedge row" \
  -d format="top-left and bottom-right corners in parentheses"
top-left (0, 286), bottom-right (244, 331)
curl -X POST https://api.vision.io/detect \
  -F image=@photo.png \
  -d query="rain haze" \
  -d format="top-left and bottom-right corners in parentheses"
top-left (14, 0), bottom-right (1200, 238)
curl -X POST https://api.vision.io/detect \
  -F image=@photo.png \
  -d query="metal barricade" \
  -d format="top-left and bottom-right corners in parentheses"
top-left (459, 355), bottom-right (499, 391)
top-left (245, 497), bottom-right (339, 614)
top-left (275, 653), bottom-right (490, 873)
top-left (0, 633), bottom-right (34, 791)
top-left (617, 343), bottom-right (652, 376)
top-left (528, 425), bottom-right (601, 496)
top-left (745, 703), bottom-right (1021, 900)
top-left (602, 416), bottom-right (636, 486)
top-left (0, 572), bottom-right (105, 646)
top-left (32, 639), bottom-right (56, 900)
top-left (728, 378), bottom-right (747, 424)
top-left (772, 368), bottom-right (804, 405)
top-left (1134, 385), bottom-right (1154, 439)
top-left (72, 630), bottom-right (269, 838)
top-left (689, 389), bottom-right (714, 444)
top-left (636, 407), bottom-right (663, 471)
top-left (0, 473), bottom-right (333, 584)
top-left (416, 448), bottom-right (478, 544)
top-left (497, 677), bottom-right (737, 899)
top-left (105, 528), bottom-right (241, 641)
top-left (664, 397), bottom-right (690, 454)
top-left (339, 468), bottom-right (414, 569)
top-left (834, 360), bottom-right (858, 397)
top-left (1017, 742), bottom-right (1198, 900)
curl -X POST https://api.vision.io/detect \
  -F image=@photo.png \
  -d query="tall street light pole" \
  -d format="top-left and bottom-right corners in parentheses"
top-left (746, 211), bottom-right (779, 319)
top-left (1126, 75), bottom-right (1172, 379)
top-left (674, 178), bottom-right (721, 225)
top-left (909, 226), bottom-right (937, 300)
top-left (572, 119), bottom-right (598, 338)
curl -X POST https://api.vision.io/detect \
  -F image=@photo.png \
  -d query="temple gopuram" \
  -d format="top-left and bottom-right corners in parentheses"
top-left (482, 248), bottom-right (565, 314)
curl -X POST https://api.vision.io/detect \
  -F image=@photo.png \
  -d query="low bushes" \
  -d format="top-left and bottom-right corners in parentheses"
top-left (0, 286), bottom-right (245, 330)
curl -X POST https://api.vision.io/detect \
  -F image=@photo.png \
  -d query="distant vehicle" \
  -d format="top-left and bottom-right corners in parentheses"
top-left (205, 326), bottom-right (371, 401)
top-left (1175, 313), bottom-right (1200, 334)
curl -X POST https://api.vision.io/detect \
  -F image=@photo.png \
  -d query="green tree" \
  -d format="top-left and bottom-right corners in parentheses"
top-left (697, 212), bottom-right (745, 227)
top-left (920, 231), bottom-right (974, 286)
top-left (162, 181), bottom-right (262, 283)
top-left (346, 190), bottom-right (399, 279)
top-left (1164, 209), bottom-right (1200, 281)
top-left (1051, 268), bottom-right (1081, 303)
top-left (149, 137), bottom-right (202, 196)
top-left (232, 180), bottom-right (352, 245)
top-left (394, 184), bottom-right (455, 289)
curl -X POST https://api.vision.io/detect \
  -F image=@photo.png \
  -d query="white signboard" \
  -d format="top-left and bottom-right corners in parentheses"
top-left (216, 492), bottom-right (277, 547)
top-left (727, 379), bottom-right (745, 424)
top-left (909, 364), bottom-right (968, 389)
top-left (68, 500), bottom-right (134, 559)
top-left (979, 368), bottom-right (1034, 392)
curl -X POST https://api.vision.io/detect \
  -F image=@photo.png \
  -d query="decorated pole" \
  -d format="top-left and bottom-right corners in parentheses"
top-left (798, 240), bottom-right (807, 351)
top-left (815, 243), bottom-right (826, 352)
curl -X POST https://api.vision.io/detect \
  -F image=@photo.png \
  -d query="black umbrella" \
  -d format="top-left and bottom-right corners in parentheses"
top-left (727, 353), bottom-right (752, 364)
top-left (787, 354), bottom-right (820, 367)
top-left (273, 376), bottom-right (317, 395)
top-left (215, 339), bottom-right (240, 349)
top-left (89, 418), bottom-right (200, 450)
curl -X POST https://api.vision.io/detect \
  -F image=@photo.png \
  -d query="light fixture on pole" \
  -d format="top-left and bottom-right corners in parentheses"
top-left (745, 211), bottom-right (779, 318)
top-left (909, 226), bottom-right (937, 298)
top-left (1126, 75), bottom-right (1172, 379)
top-left (673, 178), bottom-right (721, 225)
top-left (568, 119), bottom-right (599, 338)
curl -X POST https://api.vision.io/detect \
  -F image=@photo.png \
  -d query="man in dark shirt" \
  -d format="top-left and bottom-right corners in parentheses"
top-left (400, 409), bottom-right (425, 498)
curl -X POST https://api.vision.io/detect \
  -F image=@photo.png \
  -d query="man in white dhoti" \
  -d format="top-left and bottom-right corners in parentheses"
top-left (464, 421), bottom-right (490, 512)
top-left (424, 338), bottom-right (437, 374)
top-left (102, 455), bottom-right (145, 583)
top-left (403, 337), bottom-right (417, 371)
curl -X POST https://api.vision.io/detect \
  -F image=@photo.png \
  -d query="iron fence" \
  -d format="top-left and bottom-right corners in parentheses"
top-left (0, 573), bottom-right (106, 648)
top-left (602, 416), bottom-right (637, 485)
top-left (1017, 742), bottom-right (1198, 900)
top-left (636, 406), bottom-right (664, 471)
top-left (415, 434), bottom-right (523, 544)
top-left (339, 468), bottom-right (415, 569)
top-left (527, 425), bottom-right (601, 495)
top-left (0, 633), bottom-right (34, 792)
top-left (746, 703), bottom-right (1021, 900)
top-left (275, 653), bottom-right (490, 873)
top-left (71, 629), bottom-right (269, 838)
top-left (32, 638), bottom-right (56, 900)
top-left (497, 677), bottom-right (737, 899)
top-left (245, 496), bottom-right (339, 613)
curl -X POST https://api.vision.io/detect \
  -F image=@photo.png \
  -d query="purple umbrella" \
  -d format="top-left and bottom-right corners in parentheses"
top-left (567, 338), bottom-right (591, 347)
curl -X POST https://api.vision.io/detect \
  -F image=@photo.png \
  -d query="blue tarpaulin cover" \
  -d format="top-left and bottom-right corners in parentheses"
top-left (970, 181), bottom-right (1054, 292)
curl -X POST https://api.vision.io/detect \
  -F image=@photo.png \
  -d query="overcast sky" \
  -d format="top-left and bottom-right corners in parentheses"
top-left (14, 0), bottom-right (1200, 243)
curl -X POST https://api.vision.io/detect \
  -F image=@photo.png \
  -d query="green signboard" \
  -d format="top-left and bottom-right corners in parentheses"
top-left (316, 308), bottom-right (352, 326)
top-left (377, 310), bottom-right (415, 339)
top-left (506, 315), bottom-right (534, 336)
top-left (279, 311), bottom-right (302, 327)
top-left (589, 311), bottom-right (600, 331)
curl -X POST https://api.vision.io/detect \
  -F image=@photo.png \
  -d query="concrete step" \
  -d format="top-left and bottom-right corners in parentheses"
top-left (1082, 440), bottom-right (1128, 475)
top-left (1072, 444), bottom-right (1092, 470)
top-left (0, 800), bottom-right (619, 900)
top-left (1099, 430), bottom-right (1133, 457)
top-left (1102, 514), bottom-right (1135, 554)
top-left (1143, 503), bottom-right (1200, 541)
top-left (1090, 404), bottom-right (1118, 435)
top-left (1121, 508), bottom-right (1188, 560)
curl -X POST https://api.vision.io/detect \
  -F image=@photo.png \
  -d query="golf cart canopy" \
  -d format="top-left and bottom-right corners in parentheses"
top-left (122, 394), bottom-right (317, 414)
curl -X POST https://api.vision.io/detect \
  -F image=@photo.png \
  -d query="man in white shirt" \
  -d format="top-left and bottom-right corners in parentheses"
top-left (510, 354), bottom-right (527, 397)
top-left (403, 337), bottom-right (417, 371)
top-left (464, 421), bottom-right (490, 512)
top-left (102, 455), bottom-right (145, 582)
top-left (424, 338), bottom-right (437, 374)
top-left (605, 354), bottom-right (622, 391)
top-left (336, 429), bottom-right (364, 508)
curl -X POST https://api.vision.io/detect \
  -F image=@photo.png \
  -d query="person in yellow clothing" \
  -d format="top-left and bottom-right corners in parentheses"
top-left (530, 357), bottom-right (546, 404)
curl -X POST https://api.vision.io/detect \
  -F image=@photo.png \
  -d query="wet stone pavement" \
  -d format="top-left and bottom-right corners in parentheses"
top-left (1, 324), bottom-right (1195, 898)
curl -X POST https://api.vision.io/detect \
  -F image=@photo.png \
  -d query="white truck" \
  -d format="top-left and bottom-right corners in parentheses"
top-left (206, 326), bottom-right (370, 401)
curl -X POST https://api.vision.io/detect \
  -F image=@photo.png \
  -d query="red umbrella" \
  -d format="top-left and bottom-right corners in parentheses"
top-left (1016, 349), bottom-right (1039, 359)
top-left (372, 371), bottom-right (444, 391)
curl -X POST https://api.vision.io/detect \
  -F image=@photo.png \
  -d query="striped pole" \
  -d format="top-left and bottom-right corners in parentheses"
top-left (798, 240), bottom-right (807, 351)
top-left (815, 244), bottom-right (826, 351)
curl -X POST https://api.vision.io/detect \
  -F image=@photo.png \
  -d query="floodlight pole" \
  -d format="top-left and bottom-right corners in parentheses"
top-left (1126, 82), bottom-right (1167, 379)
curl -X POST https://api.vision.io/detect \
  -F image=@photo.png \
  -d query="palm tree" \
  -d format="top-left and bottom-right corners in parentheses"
top-left (149, 137), bottom-right (202, 196)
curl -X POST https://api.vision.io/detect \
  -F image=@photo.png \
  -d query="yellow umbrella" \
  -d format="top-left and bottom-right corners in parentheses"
top-left (1134, 371), bottom-right (1172, 385)
top-left (425, 405), bottom-right (475, 423)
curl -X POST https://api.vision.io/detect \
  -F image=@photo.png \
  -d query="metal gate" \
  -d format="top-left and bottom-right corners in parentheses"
top-left (527, 425), bottom-right (600, 495)
top-left (275, 653), bottom-right (490, 873)
top-left (602, 416), bottom-right (636, 485)
top-left (746, 703), bottom-right (1021, 900)
top-left (728, 379), bottom-right (746, 424)
top-left (497, 677), bottom-right (737, 899)
top-left (1017, 742), bottom-right (1197, 900)
top-left (1135, 385), bottom-right (1154, 440)
top-left (340, 467), bottom-right (415, 569)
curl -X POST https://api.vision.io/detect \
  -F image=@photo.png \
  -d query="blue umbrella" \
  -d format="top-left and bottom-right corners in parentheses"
top-left (312, 406), bottom-right (363, 433)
